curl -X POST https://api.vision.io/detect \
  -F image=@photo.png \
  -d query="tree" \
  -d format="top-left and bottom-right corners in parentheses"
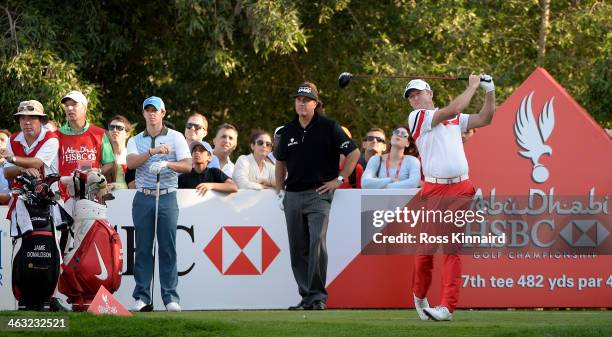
top-left (1, 0), bottom-right (609, 151)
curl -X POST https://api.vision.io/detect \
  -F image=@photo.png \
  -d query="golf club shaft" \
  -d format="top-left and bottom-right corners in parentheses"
top-left (150, 172), bottom-right (161, 308)
top-left (351, 73), bottom-right (488, 82)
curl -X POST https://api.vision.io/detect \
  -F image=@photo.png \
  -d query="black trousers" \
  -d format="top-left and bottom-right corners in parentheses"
top-left (283, 190), bottom-right (332, 304)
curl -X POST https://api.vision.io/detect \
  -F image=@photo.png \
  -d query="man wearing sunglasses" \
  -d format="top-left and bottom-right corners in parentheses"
top-left (405, 74), bottom-right (495, 321)
top-left (358, 127), bottom-right (387, 168)
top-left (183, 113), bottom-right (208, 144)
top-left (108, 115), bottom-right (133, 189)
top-left (182, 113), bottom-right (226, 172)
top-left (57, 90), bottom-right (115, 199)
top-left (275, 82), bottom-right (360, 311)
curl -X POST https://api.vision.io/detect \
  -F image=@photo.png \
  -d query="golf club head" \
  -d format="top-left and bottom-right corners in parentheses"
top-left (338, 72), bottom-right (353, 88)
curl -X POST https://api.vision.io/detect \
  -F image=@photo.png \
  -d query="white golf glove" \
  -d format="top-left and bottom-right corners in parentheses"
top-left (480, 74), bottom-right (494, 93)
top-left (277, 190), bottom-right (286, 211)
top-left (149, 161), bottom-right (168, 174)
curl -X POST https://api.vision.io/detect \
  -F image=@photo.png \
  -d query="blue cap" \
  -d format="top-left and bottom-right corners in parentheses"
top-left (189, 140), bottom-right (213, 154)
top-left (142, 96), bottom-right (165, 111)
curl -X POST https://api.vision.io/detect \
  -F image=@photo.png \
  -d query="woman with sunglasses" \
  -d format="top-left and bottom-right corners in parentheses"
top-left (107, 115), bottom-right (133, 189)
top-left (361, 125), bottom-right (421, 189)
top-left (232, 129), bottom-right (276, 190)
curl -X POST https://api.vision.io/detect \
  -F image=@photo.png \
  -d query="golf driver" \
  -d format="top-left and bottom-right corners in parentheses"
top-left (141, 172), bottom-right (161, 312)
top-left (338, 72), bottom-right (491, 88)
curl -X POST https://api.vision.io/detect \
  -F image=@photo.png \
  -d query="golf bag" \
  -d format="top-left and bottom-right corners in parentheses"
top-left (58, 170), bottom-right (122, 311)
top-left (10, 174), bottom-right (68, 311)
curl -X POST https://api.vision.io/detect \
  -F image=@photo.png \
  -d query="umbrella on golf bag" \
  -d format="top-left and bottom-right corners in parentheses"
top-left (11, 173), bottom-right (71, 311)
top-left (58, 170), bottom-right (123, 312)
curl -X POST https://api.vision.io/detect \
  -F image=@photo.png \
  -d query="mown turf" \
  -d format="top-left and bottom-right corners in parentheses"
top-left (0, 310), bottom-right (610, 337)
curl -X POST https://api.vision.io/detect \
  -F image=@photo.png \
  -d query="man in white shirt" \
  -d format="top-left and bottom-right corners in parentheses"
top-left (406, 74), bottom-right (495, 321)
top-left (212, 123), bottom-right (238, 176)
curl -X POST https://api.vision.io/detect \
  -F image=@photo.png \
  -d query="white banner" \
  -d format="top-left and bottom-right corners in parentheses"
top-left (109, 189), bottom-right (298, 310)
top-left (0, 188), bottom-right (419, 311)
top-left (0, 214), bottom-right (12, 310)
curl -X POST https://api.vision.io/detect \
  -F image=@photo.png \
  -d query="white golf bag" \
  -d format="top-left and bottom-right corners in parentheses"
top-left (57, 170), bottom-right (123, 311)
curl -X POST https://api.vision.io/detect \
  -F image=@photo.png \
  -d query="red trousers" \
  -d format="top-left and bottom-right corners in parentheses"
top-left (412, 179), bottom-right (475, 312)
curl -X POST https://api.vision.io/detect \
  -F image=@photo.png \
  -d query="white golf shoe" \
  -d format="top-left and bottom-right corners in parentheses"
top-left (413, 294), bottom-right (430, 320)
top-left (166, 302), bottom-right (181, 312)
top-left (131, 299), bottom-right (148, 312)
top-left (423, 306), bottom-right (453, 321)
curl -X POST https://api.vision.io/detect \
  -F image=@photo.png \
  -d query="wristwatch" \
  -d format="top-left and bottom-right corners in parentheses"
top-left (337, 175), bottom-right (344, 183)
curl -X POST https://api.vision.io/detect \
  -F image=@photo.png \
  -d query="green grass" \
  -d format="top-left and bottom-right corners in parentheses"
top-left (0, 310), bottom-right (611, 337)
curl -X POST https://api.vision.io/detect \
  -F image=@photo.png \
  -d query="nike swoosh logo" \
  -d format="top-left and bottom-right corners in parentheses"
top-left (94, 243), bottom-right (108, 281)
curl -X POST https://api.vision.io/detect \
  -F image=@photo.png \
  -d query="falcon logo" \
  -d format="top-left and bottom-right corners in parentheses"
top-left (288, 138), bottom-right (298, 147)
top-left (94, 243), bottom-right (108, 280)
top-left (340, 141), bottom-right (350, 149)
top-left (514, 92), bottom-right (555, 183)
top-left (203, 226), bottom-right (280, 275)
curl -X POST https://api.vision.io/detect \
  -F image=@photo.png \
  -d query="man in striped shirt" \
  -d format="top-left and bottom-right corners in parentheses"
top-left (127, 96), bottom-right (191, 312)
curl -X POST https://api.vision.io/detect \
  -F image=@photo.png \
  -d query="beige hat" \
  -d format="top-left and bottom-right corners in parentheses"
top-left (15, 100), bottom-right (47, 121)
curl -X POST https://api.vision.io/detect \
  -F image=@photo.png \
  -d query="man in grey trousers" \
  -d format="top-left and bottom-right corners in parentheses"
top-left (275, 82), bottom-right (360, 310)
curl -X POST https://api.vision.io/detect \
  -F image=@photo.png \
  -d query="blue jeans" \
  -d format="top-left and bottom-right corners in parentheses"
top-left (132, 191), bottom-right (179, 305)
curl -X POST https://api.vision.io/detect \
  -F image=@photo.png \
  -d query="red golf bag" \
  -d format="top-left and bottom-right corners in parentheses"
top-left (58, 171), bottom-right (123, 311)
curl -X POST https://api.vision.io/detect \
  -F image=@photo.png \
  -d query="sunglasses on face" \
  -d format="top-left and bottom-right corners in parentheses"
top-left (365, 135), bottom-right (385, 143)
top-left (393, 129), bottom-right (409, 138)
top-left (256, 139), bottom-right (273, 147)
top-left (108, 124), bottom-right (125, 131)
top-left (185, 123), bottom-right (204, 131)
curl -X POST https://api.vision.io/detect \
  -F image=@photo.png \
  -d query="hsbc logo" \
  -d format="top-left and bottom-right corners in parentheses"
top-left (204, 226), bottom-right (280, 275)
top-left (560, 220), bottom-right (609, 247)
top-left (514, 92), bottom-right (556, 183)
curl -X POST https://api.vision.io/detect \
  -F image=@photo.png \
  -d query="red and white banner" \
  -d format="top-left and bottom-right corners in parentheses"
top-left (327, 68), bottom-right (612, 308)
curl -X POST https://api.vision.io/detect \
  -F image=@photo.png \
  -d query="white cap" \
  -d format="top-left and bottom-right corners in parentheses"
top-left (61, 90), bottom-right (88, 106)
top-left (403, 79), bottom-right (431, 98)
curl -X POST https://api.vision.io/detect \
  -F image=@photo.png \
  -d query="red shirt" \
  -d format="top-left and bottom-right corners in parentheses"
top-left (58, 125), bottom-right (105, 198)
top-left (338, 162), bottom-right (364, 189)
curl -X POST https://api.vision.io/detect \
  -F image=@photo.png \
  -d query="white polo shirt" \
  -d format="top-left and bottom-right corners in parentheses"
top-left (5, 128), bottom-right (59, 176)
top-left (408, 108), bottom-right (469, 179)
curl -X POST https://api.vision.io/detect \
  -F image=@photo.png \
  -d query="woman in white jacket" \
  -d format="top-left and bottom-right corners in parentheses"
top-left (232, 129), bottom-right (276, 190)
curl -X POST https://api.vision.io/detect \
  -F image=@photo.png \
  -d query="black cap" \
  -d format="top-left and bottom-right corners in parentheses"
top-left (293, 83), bottom-right (319, 101)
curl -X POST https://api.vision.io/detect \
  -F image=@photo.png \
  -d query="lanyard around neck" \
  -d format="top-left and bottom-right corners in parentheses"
top-left (385, 154), bottom-right (403, 179)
